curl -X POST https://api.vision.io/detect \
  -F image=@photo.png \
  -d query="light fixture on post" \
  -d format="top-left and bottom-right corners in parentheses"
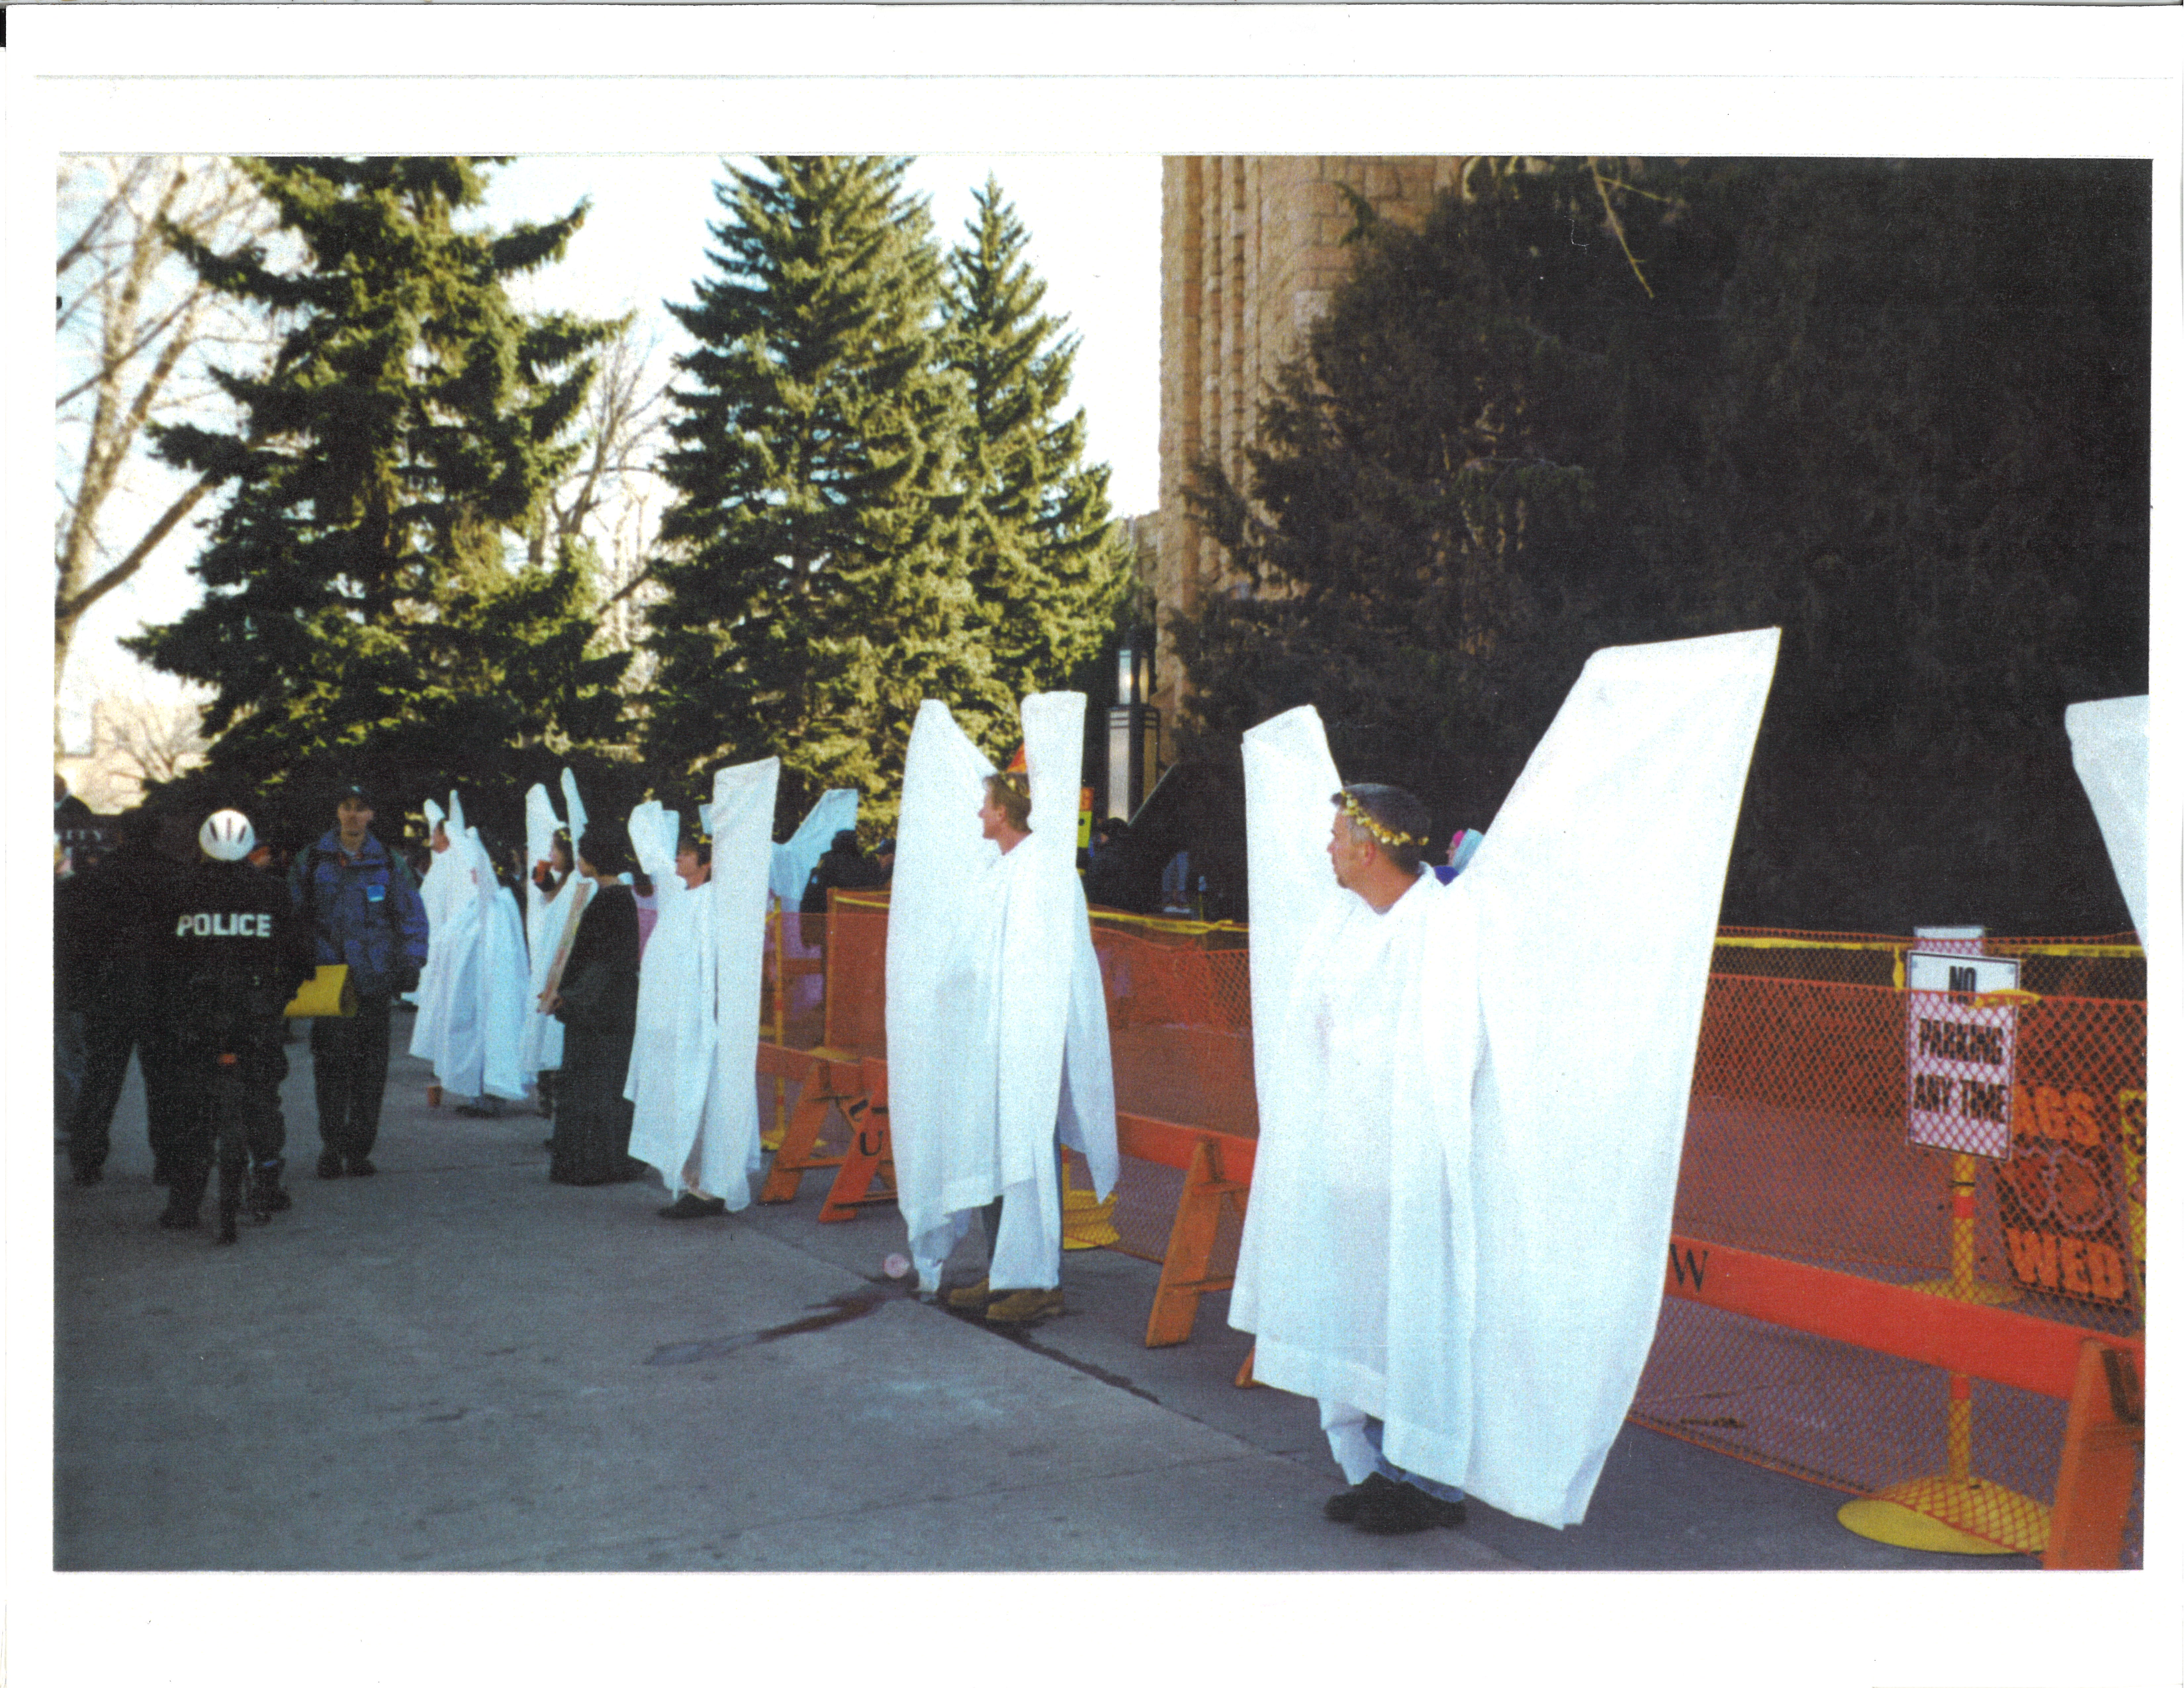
top-left (1106, 632), bottom-right (1158, 821)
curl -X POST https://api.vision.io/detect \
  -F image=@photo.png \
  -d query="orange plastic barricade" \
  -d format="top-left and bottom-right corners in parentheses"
top-left (1661, 1233), bottom-right (2145, 1559)
top-left (815, 1056), bottom-right (897, 1223)
top-left (755, 1043), bottom-right (867, 1205)
top-left (1115, 1113), bottom-right (1256, 1348)
top-left (2044, 1340), bottom-right (2144, 1568)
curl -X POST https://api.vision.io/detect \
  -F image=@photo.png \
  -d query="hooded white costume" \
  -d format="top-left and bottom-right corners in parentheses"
top-left (519, 769), bottom-right (588, 1084)
top-left (1232, 628), bottom-right (1779, 1529)
top-left (411, 794), bottom-right (530, 1103)
top-left (409, 792), bottom-right (482, 1080)
top-left (887, 692), bottom-right (1119, 1294)
top-left (2064, 695), bottom-right (2149, 953)
top-left (622, 761), bottom-right (778, 1207)
top-left (471, 831), bottom-right (534, 1103)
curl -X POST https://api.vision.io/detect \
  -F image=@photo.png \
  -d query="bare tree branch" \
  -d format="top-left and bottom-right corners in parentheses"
top-left (1589, 157), bottom-right (1655, 301)
top-left (53, 155), bottom-right (274, 750)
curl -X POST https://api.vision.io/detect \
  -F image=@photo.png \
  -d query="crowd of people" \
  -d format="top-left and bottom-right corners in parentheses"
top-left (53, 771), bottom-right (897, 1234)
top-left (57, 636), bottom-right (1777, 1539)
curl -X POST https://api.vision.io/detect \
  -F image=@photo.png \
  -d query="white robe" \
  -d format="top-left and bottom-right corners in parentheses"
top-left (622, 769), bottom-right (780, 1205)
top-left (2064, 694), bottom-right (2149, 953)
top-left (521, 780), bottom-right (568, 1078)
top-left (409, 792), bottom-right (481, 1080)
top-left (519, 769), bottom-right (588, 1080)
top-left (705, 759), bottom-right (783, 1204)
top-left (475, 868), bottom-right (534, 1102)
top-left (428, 817), bottom-right (528, 1102)
top-left (887, 693), bottom-right (1118, 1292)
top-left (1232, 627), bottom-right (1779, 1529)
top-left (624, 801), bottom-right (718, 1190)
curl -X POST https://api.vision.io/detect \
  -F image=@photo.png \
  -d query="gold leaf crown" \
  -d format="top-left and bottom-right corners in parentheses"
top-left (1334, 789), bottom-right (1428, 849)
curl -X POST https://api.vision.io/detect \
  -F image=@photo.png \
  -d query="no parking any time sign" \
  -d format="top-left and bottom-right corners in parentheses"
top-left (1904, 950), bottom-right (2023, 1158)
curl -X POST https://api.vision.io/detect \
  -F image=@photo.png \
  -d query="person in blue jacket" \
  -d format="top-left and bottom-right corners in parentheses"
top-left (289, 784), bottom-right (429, 1178)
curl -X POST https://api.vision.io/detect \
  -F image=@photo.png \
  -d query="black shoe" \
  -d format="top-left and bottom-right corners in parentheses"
top-left (346, 1157), bottom-right (376, 1177)
top-left (158, 1203), bottom-right (199, 1230)
top-left (1352, 1477), bottom-right (1468, 1535)
top-left (250, 1183), bottom-right (292, 1215)
top-left (69, 1162), bottom-right (104, 1187)
top-left (658, 1191), bottom-right (729, 1220)
top-left (1323, 1471), bottom-right (1406, 1523)
top-left (317, 1151), bottom-right (344, 1180)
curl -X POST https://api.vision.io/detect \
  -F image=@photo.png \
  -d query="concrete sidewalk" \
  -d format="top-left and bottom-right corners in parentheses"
top-left (51, 1022), bottom-right (2015, 1573)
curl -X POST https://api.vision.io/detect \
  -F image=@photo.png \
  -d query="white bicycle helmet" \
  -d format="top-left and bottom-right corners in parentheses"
top-left (198, 808), bottom-right (256, 862)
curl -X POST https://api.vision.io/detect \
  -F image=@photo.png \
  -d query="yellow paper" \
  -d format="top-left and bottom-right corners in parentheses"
top-left (285, 963), bottom-right (357, 1019)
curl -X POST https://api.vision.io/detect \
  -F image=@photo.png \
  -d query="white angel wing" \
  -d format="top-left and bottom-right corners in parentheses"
top-left (559, 768), bottom-right (587, 863)
top-left (2065, 694), bottom-right (2148, 951)
top-left (705, 756), bottom-right (782, 1207)
top-left (1240, 704), bottom-right (1347, 1108)
top-left (999, 693), bottom-right (1115, 1204)
top-left (1461, 625), bottom-right (1779, 1526)
top-left (771, 787), bottom-right (860, 906)
top-left (626, 799), bottom-right (677, 882)
top-left (886, 701), bottom-right (998, 1269)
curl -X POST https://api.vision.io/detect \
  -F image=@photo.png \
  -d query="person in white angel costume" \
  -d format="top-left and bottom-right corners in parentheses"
top-left (886, 692), bottom-right (1118, 1325)
top-left (1233, 628), bottom-right (1778, 1535)
top-left (623, 759), bottom-right (778, 1218)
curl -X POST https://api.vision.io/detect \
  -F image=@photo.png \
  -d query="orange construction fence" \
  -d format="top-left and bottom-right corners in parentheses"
top-left (758, 895), bottom-right (2144, 1564)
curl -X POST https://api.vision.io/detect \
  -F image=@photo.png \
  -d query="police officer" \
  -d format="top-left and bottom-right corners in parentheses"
top-left (290, 784), bottom-right (429, 1178)
top-left (162, 809), bottom-right (315, 1243)
top-left (56, 807), bottom-right (192, 1186)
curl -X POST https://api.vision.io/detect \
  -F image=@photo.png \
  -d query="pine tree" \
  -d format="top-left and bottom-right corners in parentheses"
top-left (1173, 157), bottom-right (2149, 931)
top-left (647, 156), bottom-right (981, 831)
top-left (129, 156), bottom-right (628, 840)
top-left (943, 176), bottom-right (1128, 700)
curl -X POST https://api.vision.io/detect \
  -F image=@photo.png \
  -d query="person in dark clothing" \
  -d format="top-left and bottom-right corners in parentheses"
top-left (162, 810), bottom-right (316, 1242)
top-left (289, 784), bottom-right (429, 1179)
top-left (57, 807), bottom-right (193, 1186)
top-left (544, 828), bottom-right (644, 1186)
top-left (798, 829), bottom-right (886, 916)
top-left (798, 828), bottom-right (884, 976)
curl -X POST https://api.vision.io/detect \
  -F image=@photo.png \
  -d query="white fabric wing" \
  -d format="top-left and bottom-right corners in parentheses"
top-left (432, 821), bottom-right (492, 1096)
top-left (625, 800), bottom-right (719, 1187)
top-left (523, 781), bottom-right (559, 961)
top-left (520, 773), bottom-right (586, 1078)
top-left (409, 792), bottom-right (480, 1075)
top-left (886, 695), bottom-right (1116, 1290)
top-left (996, 694), bottom-right (1094, 1191)
top-left (2064, 694), bottom-right (2149, 953)
top-left (1231, 628), bottom-right (1777, 1531)
top-left (559, 768), bottom-right (588, 866)
top-left (477, 879), bottom-right (533, 1101)
top-left (1454, 626), bottom-right (1778, 1525)
top-left (886, 702), bottom-right (998, 1280)
top-left (703, 758), bottom-right (781, 1206)
top-left (771, 787), bottom-right (860, 906)
top-left (1239, 706), bottom-right (1347, 1112)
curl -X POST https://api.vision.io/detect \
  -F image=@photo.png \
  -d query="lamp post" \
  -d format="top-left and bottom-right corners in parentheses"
top-left (1106, 633), bottom-right (1159, 822)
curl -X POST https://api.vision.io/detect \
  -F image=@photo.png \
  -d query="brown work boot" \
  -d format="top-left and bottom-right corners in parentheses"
top-left (984, 1287), bottom-right (1064, 1324)
top-left (945, 1277), bottom-right (993, 1311)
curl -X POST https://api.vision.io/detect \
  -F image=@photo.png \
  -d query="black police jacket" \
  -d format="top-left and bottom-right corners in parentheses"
top-left (55, 842), bottom-right (195, 1015)
top-left (166, 860), bottom-right (317, 1035)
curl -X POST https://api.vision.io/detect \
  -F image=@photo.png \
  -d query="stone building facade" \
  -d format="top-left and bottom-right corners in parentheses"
top-left (1153, 156), bottom-right (1468, 725)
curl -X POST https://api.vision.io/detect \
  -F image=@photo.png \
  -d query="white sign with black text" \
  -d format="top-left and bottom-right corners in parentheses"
top-left (1903, 950), bottom-right (2022, 1159)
